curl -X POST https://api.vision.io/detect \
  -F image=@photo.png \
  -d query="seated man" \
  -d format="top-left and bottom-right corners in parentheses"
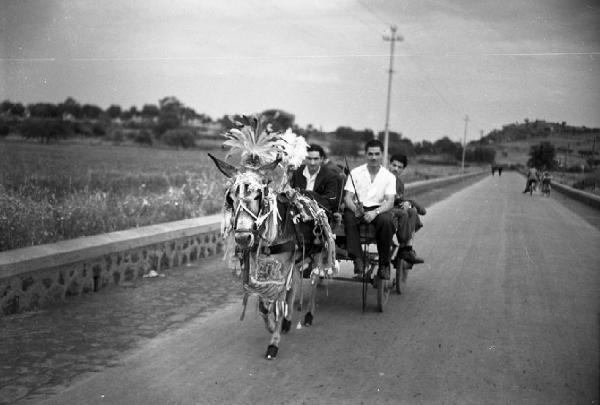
top-left (289, 143), bottom-right (341, 214)
top-left (389, 154), bottom-right (425, 267)
top-left (343, 139), bottom-right (396, 280)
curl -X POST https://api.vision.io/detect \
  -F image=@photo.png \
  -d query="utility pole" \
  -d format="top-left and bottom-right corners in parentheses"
top-left (461, 115), bottom-right (469, 172)
top-left (382, 25), bottom-right (403, 167)
top-left (592, 135), bottom-right (597, 169)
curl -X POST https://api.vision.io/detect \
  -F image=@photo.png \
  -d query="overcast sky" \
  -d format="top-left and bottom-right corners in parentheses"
top-left (1, 0), bottom-right (599, 142)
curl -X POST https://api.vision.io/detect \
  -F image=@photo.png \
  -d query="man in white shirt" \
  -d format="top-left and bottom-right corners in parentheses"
top-left (343, 139), bottom-right (396, 280)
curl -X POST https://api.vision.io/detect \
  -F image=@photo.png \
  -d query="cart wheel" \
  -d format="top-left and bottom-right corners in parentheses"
top-left (395, 259), bottom-right (407, 294)
top-left (376, 273), bottom-right (393, 312)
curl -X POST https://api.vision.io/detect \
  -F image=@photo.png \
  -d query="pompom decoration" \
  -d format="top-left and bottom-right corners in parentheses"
top-left (276, 128), bottom-right (309, 169)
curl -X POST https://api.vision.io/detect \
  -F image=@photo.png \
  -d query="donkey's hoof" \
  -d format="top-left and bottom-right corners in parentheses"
top-left (265, 344), bottom-right (278, 360)
top-left (281, 318), bottom-right (291, 333)
top-left (304, 312), bottom-right (313, 327)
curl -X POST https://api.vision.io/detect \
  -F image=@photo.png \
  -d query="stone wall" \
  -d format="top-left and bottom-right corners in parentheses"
top-left (0, 215), bottom-right (223, 316)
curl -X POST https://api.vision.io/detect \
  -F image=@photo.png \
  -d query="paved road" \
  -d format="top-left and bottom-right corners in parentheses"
top-left (3, 171), bottom-right (599, 404)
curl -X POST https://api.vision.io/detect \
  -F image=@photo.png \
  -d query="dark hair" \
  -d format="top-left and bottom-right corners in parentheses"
top-left (390, 153), bottom-right (408, 167)
top-left (364, 139), bottom-right (384, 152)
top-left (308, 143), bottom-right (326, 158)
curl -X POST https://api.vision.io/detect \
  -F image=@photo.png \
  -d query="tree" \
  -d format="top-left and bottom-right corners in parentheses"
top-left (60, 97), bottom-right (81, 119)
top-left (141, 104), bottom-right (159, 118)
top-left (0, 100), bottom-right (11, 114)
top-left (81, 104), bottom-right (103, 119)
top-left (389, 138), bottom-right (415, 157)
top-left (433, 136), bottom-right (461, 155)
top-left (156, 97), bottom-right (183, 136)
top-left (463, 147), bottom-right (496, 164)
top-left (0, 100), bottom-right (25, 117)
top-left (414, 140), bottom-right (434, 154)
top-left (106, 104), bottom-right (122, 119)
top-left (528, 141), bottom-right (556, 169)
top-left (334, 127), bottom-right (373, 144)
top-left (377, 130), bottom-right (402, 144)
top-left (28, 103), bottom-right (60, 118)
top-left (328, 138), bottom-right (360, 157)
top-left (260, 109), bottom-right (295, 132)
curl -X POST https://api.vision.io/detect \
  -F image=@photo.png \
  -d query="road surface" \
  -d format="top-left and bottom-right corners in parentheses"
top-left (15, 172), bottom-right (600, 404)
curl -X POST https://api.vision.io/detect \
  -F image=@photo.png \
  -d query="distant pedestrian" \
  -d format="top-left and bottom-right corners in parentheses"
top-left (491, 165), bottom-right (496, 176)
top-left (498, 166), bottom-right (503, 176)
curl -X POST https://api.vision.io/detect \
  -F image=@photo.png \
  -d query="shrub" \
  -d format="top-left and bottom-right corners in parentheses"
top-left (162, 128), bottom-right (196, 149)
top-left (73, 122), bottom-right (94, 137)
top-left (92, 122), bottom-right (106, 136)
top-left (0, 123), bottom-right (10, 137)
top-left (133, 130), bottom-right (153, 145)
top-left (462, 147), bottom-right (496, 164)
top-left (19, 119), bottom-right (73, 143)
top-left (108, 129), bottom-right (124, 144)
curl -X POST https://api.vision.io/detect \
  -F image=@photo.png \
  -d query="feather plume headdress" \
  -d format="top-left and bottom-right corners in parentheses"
top-left (223, 114), bottom-right (308, 170)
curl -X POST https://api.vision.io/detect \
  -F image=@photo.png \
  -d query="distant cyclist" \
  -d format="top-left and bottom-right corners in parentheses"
top-left (523, 167), bottom-right (539, 194)
top-left (541, 170), bottom-right (552, 197)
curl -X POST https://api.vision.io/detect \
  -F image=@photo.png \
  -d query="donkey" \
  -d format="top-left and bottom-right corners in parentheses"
top-left (209, 153), bottom-right (334, 359)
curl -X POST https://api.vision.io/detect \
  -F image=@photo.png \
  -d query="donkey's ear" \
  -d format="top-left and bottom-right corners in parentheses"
top-left (258, 156), bottom-right (282, 173)
top-left (208, 153), bottom-right (238, 178)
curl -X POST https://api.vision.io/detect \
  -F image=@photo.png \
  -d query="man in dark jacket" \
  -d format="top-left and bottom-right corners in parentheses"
top-left (289, 144), bottom-right (340, 213)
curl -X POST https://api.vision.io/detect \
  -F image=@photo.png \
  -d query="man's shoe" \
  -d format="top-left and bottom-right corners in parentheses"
top-left (400, 248), bottom-right (424, 265)
top-left (353, 257), bottom-right (365, 275)
top-left (379, 264), bottom-right (390, 280)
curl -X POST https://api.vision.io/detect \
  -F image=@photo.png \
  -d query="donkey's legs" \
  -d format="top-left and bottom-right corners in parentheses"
top-left (303, 250), bottom-right (325, 327)
top-left (281, 266), bottom-right (300, 333)
top-left (266, 322), bottom-right (281, 359)
top-left (266, 259), bottom-right (300, 359)
top-left (304, 271), bottom-right (320, 326)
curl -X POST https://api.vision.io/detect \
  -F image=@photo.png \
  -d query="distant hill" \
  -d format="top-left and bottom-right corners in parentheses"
top-left (471, 120), bottom-right (599, 168)
top-left (479, 120), bottom-right (599, 144)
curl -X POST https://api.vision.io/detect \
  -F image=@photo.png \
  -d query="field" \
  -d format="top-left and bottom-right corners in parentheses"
top-left (0, 139), bottom-right (481, 252)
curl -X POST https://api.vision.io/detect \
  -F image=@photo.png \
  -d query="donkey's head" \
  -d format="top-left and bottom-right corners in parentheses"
top-left (209, 153), bottom-right (280, 249)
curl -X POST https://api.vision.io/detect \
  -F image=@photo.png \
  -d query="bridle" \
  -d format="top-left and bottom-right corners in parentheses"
top-left (228, 171), bottom-right (275, 248)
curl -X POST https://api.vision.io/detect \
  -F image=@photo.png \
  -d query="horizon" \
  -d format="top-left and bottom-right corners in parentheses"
top-left (3, 96), bottom-right (599, 145)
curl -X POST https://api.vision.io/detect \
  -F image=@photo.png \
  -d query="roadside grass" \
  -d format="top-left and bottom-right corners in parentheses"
top-left (0, 140), bottom-right (483, 252)
top-left (0, 141), bottom-right (229, 251)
